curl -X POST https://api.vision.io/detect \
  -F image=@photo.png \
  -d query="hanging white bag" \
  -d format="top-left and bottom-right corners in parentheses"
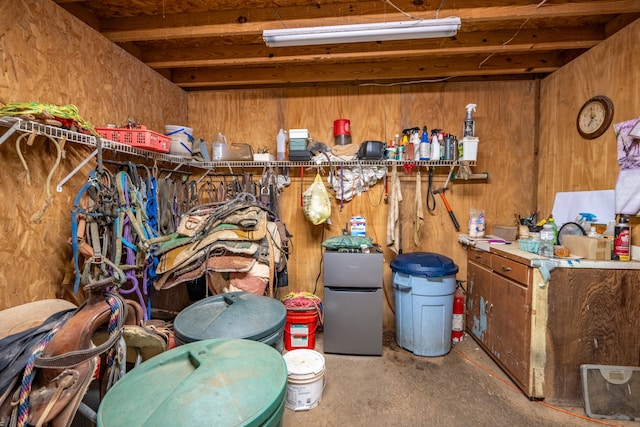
top-left (303, 173), bottom-right (331, 225)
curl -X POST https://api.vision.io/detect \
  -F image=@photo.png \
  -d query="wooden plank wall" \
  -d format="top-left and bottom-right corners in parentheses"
top-left (2, 0), bottom-right (635, 334)
top-left (539, 19), bottom-right (640, 238)
top-left (0, 0), bottom-right (187, 309)
top-left (189, 81), bottom-right (539, 329)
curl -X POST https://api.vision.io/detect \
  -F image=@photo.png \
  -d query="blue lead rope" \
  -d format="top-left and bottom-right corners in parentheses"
top-left (71, 179), bottom-right (95, 293)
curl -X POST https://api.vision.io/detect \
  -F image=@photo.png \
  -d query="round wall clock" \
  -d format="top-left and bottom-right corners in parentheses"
top-left (576, 95), bottom-right (614, 139)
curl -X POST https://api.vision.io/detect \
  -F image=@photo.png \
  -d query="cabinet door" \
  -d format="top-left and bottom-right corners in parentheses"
top-left (490, 273), bottom-right (530, 389)
top-left (545, 268), bottom-right (640, 405)
top-left (466, 260), bottom-right (492, 344)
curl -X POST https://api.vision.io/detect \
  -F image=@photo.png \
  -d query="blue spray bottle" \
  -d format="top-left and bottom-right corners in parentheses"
top-left (419, 126), bottom-right (430, 160)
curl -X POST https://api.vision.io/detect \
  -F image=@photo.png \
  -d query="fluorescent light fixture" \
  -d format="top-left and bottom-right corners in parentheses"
top-left (263, 17), bottom-right (461, 47)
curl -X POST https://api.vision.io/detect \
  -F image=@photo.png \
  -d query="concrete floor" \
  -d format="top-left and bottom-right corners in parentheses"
top-left (283, 331), bottom-right (636, 427)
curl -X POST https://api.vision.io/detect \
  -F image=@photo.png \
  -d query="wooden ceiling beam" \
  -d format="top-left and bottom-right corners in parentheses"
top-left (100, 1), bottom-right (640, 42)
top-left (142, 27), bottom-right (603, 68)
top-left (171, 52), bottom-right (566, 88)
top-left (604, 13), bottom-right (640, 36)
top-left (56, 2), bottom-right (101, 30)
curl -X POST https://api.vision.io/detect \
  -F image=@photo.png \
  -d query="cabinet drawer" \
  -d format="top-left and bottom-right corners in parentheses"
top-left (491, 254), bottom-right (529, 286)
top-left (468, 249), bottom-right (492, 268)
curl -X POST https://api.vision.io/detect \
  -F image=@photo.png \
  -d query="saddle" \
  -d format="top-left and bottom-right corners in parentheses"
top-left (0, 279), bottom-right (164, 427)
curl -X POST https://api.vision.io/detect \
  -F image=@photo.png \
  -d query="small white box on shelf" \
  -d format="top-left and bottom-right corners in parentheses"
top-left (253, 153), bottom-right (275, 162)
top-left (289, 129), bottom-right (309, 139)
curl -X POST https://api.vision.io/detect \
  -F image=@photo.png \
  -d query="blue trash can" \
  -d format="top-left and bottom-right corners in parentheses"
top-left (391, 252), bottom-right (458, 357)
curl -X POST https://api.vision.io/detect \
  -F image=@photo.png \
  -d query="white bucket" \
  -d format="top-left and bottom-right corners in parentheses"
top-left (165, 125), bottom-right (193, 158)
top-left (283, 349), bottom-right (325, 411)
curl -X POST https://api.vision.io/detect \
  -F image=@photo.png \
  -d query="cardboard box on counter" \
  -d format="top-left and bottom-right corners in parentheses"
top-left (493, 225), bottom-right (517, 241)
top-left (562, 235), bottom-right (611, 260)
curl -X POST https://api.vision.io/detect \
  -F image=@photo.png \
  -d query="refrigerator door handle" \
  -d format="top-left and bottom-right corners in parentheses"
top-left (326, 287), bottom-right (379, 293)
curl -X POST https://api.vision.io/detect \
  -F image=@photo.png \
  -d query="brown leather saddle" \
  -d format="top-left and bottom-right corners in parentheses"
top-left (0, 279), bottom-right (165, 427)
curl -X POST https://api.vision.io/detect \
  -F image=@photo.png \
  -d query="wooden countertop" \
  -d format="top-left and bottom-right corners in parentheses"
top-left (459, 234), bottom-right (640, 270)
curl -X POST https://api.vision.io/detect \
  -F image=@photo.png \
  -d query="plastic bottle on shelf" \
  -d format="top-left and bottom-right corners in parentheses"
top-left (410, 131), bottom-right (421, 161)
top-left (539, 223), bottom-right (555, 257)
top-left (438, 132), bottom-right (445, 160)
top-left (212, 132), bottom-right (228, 161)
top-left (398, 133), bottom-right (408, 161)
top-left (463, 103), bottom-right (477, 137)
top-left (444, 134), bottom-right (454, 160)
top-left (406, 136), bottom-right (414, 161)
top-left (430, 129), bottom-right (440, 161)
top-left (548, 216), bottom-right (558, 244)
top-left (414, 131), bottom-right (421, 159)
top-left (276, 128), bottom-right (287, 161)
top-left (419, 126), bottom-right (430, 160)
top-left (575, 212), bottom-right (596, 234)
top-left (613, 215), bottom-right (631, 261)
top-left (453, 135), bottom-right (459, 161)
top-left (587, 226), bottom-right (602, 238)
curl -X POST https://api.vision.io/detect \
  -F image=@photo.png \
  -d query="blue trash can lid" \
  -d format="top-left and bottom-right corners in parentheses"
top-left (390, 252), bottom-right (458, 277)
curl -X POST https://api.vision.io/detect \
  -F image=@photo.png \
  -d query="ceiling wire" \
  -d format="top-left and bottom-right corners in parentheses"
top-left (272, 8), bottom-right (288, 28)
top-left (382, 0), bottom-right (448, 20)
top-left (434, 0), bottom-right (447, 19)
top-left (360, 0), bottom-right (453, 86)
top-left (383, 0), bottom-right (415, 19)
top-left (478, 18), bottom-right (530, 69)
top-left (359, 76), bottom-right (453, 86)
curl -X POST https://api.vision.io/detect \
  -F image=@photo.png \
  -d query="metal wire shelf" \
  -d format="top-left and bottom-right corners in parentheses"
top-left (0, 116), bottom-right (477, 190)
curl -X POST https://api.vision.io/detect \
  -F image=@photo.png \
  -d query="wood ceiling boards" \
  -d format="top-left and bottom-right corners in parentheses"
top-left (53, 0), bottom-right (640, 90)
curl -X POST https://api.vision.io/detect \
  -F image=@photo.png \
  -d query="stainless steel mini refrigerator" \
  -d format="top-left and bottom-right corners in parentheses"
top-left (323, 250), bottom-right (383, 355)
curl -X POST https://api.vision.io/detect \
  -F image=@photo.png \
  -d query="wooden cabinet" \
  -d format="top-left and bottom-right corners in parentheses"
top-left (544, 268), bottom-right (640, 405)
top-left (466, 248), bottom-right (532, 394)
top-left (465, 246), bottom-right (640, 406)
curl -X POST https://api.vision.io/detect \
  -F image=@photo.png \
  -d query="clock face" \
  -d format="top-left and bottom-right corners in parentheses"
top-left (578, 101), bottom-right (605, 133)
top-left (577, 96), bottom-right (614, 139)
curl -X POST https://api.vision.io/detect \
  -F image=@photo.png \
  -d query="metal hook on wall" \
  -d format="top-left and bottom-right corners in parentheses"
top-left (195, 169), bottom-right (211, 185)
top-left (164, 164), bottom-right (186, 180)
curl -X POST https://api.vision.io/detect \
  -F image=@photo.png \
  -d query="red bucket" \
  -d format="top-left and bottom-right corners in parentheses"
top-left (284, 309), bottom-right (319, 351)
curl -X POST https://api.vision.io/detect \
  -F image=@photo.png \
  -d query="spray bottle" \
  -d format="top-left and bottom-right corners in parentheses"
top-left (419, 126), bottom-right (430, 160)
top-left (397, 132), bottom-right (408, 161)
top-left (430, 129), bottom-right (440, 161)
top-left (405, 132), bottom-right (414, 161)
top-left (463, 104), bottom-right (477, 137)
top-left (438, 131), bottom-right (445, 160)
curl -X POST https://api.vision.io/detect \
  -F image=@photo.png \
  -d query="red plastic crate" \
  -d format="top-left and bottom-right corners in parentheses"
top-left (96, 126), bottom-right (171, 153)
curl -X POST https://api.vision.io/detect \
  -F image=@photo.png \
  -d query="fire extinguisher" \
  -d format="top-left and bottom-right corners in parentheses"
top-left (451, 281), bottom-right (465, 343)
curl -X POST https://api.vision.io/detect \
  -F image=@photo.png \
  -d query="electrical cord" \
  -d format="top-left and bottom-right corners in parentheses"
top-left (426, 166), bottom-right (436, 213)
top-left (365, 196), bottom-right (395, 315)
top-left (313, 225), bottom-right (325, 295)
top-left (366, 172), bottom-right (386, 208)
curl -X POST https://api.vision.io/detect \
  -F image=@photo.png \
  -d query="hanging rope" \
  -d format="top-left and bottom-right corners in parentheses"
top-left (281, 291), bottom-right (323, 327)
